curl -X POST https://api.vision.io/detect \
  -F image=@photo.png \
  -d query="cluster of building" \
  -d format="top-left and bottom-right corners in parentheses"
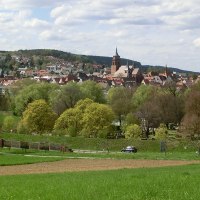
top-left (0, 48), bottom-right (200, 95)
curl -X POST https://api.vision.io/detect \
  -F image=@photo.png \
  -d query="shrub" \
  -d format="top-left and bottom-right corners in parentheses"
top-left (17, 121), bottom-right (29, 134)
top-left (124, 124), bottom-right (142, 139)
top-left (155, 124), bottom-right (168, 140)
top-left (2, 116), bottom-right (17, 132)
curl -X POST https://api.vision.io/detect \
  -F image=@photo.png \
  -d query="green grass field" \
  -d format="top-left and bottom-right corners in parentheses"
top-left (0, 153), bottom-right (64, 166)
top-left (0, 148), bottom-right (200, 167)
top-left (0, 164), bottom-right (199, 200)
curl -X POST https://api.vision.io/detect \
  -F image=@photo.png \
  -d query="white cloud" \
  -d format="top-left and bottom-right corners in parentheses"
top-left (193, 38), bottom-right (200, 47)
top-left (0, 0), bottom-right (200, 71)
top-left (24, 18), bottom-right (50, 28)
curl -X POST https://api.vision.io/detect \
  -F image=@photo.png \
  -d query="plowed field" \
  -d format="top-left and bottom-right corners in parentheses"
top-left (0, 159), bottom-right (199, 176)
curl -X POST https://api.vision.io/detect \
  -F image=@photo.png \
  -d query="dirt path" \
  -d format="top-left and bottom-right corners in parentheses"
top-left (0, 159), bottom-right (200, 176)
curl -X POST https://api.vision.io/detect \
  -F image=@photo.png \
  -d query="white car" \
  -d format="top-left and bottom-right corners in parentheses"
top-left (121, 146), bottom-right (137, 153)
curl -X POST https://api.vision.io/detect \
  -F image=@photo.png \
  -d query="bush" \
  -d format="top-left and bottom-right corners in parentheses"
top-left (17, 122), bottom-right (29, 134)
top-left (2, 116), bottom-right (17, 132)
top-left (124, 124), bottom-right (142, 139)
top-left (155, 124), bottom-right (168, 140)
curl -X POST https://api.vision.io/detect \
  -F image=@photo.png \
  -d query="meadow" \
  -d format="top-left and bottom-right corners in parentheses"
top-left (0, 164), bottom-right (199, 200)
top-left (0, 153), bottom-right (64, 166)
top-left (1, 113), bottom-right (200, 200)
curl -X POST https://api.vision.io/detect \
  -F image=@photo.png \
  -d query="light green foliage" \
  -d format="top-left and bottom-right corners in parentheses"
top-left (122, 113), bottom-right (140, 132)
top-left (81, 103), bottom-right (115, 137)
top-left (9, 78), bottom-right (37, 96)
top-left (21, 99), bottom-right (57, 134)
top-left (124, 124), bottom-right (142, 139)
top-left (54, 108), bottom-right (82, 136)
top-left (54, 98), bottom-right (114, 138)
top-left (75, 98), bottom-right (94, 111)
top-left (155, 124), bottom-right (168, 140)
top-left (14, 83), bottom-right (58, 115)
top-left (54, 98), bottom-right (94, 136)
top-left (132, 85), bottom-right (154, 109)
top-left (80, 80), bottom-right (106, 103)
top-left (2, 116), bottom-right (17, 132)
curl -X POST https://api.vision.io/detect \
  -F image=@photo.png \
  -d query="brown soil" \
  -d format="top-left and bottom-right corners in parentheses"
top-left (0, 159), bottom-right (199, 176)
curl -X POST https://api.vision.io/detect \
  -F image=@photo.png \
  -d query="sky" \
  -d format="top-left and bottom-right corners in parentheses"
top-left (0, 0), bottom-right (200, 72)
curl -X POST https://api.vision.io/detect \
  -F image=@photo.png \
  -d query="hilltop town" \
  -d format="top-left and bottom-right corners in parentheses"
top-left (0, 48), bottom-right (200, 93)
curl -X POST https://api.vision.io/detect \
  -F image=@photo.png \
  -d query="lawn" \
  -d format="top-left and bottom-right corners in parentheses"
top-left (0, 164), bottom-right (199, 200)
top-left (0, 153), bottom-right (65, 166)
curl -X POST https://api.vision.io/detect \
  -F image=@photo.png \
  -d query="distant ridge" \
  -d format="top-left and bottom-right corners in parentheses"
top-left (0, 49), bottom-right (199, 75)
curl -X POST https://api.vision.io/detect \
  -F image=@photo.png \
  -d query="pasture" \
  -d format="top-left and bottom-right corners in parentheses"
top-left (0, 153), bottom-right (65, 166)
top-left (1, 130), bottom-right (200, 199)
top-left (0, 164), bottom-right (199, 200)
top-left (1, 148), bottom-right (200, 161)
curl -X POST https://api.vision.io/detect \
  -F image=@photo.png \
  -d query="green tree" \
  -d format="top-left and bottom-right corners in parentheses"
top-left (14, 83), bottom-right (58, 115)
top-left (122, 113), bottom-right (140, 132)
top-left (54, 107), bottom-right (82, 136)
top-left (29, 57), bottom-right (35, 68)
top-left (2, 116), bottom-right (17, 132)
top-left (20, 99), bottom-right (57, 134)
top-left (0, 89), bottom-right (11, 111)
top-left (132, 85), bottom-right (154, 109)
top-left (156, 93), bottom-right (184, 128)
top-left (124, 124), bottom-right (142, 139)
top-left (107, 87), bottom-right (134, 127)
top-left (50, 82), bottom-right (84, 115)
top-left (133, 85), bottom-right (161, 138)
top-left (54, 98), bottom-right (94, 136)
top-left (181, 86), bottom-right (200, 139)
top-left (80, 80), bottom-right (106, 103)
top-left (81, 103), bottom-right (115, 138)
top-left (9, 78), bottom-right (37, 96)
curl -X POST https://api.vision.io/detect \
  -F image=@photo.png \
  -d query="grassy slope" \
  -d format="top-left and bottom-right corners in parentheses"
top-left (0, 164), bottom-right (199, 200)
top-left (1, 132), bottom-right (199, 152)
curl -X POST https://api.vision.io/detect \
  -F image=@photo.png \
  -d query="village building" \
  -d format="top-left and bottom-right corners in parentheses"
top-left (111, 48), bottom-right (121, 76)
top-left (110, 48), bottom-right (143, 85)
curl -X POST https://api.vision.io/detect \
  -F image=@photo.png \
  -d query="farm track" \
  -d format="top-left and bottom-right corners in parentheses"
top-left (0, 159), bottom-right (200, 176)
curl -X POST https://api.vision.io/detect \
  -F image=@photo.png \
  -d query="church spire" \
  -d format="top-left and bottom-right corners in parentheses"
top-left (165, 64), bottom-right (168, 77)
top-left (115, 47), bottom-right (119, 56)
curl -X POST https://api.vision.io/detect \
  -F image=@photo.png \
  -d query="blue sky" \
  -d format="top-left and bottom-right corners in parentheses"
top-left (0, 0), bottom-right (200, 72)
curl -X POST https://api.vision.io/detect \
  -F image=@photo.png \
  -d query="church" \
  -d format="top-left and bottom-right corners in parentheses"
top-left (111, 48), bottom-right (143, 84)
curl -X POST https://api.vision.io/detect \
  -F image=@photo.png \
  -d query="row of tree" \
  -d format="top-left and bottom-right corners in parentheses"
top-left (1, 79), bottom-right (200, 139)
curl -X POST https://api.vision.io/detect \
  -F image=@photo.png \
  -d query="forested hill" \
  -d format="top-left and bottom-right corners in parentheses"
top-left (1, 49), bottom-right (92, 63)
top-left (0, 49), bottom-right (199, 75)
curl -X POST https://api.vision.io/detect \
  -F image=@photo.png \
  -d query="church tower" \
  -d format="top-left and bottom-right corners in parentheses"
top-left (111, 48), bottom-right (121, 75)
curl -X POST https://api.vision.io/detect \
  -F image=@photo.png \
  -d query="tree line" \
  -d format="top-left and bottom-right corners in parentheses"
top-left (1, 79), bottom-right (200, 139)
